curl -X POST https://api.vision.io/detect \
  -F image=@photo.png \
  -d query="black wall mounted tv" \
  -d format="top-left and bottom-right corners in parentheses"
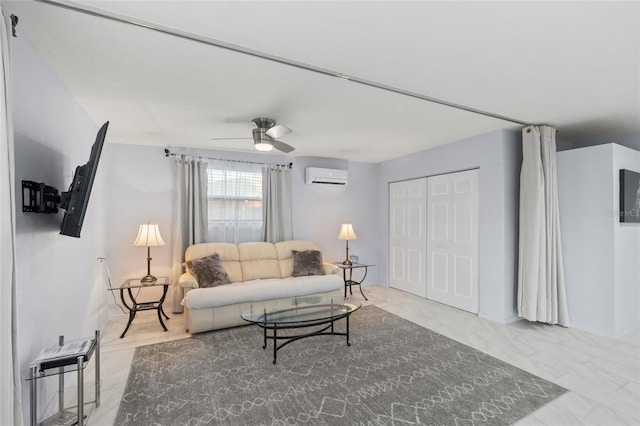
top-left (59, 121), bottom-right (109, 237)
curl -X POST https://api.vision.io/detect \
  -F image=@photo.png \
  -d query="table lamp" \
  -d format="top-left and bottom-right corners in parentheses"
top-left (133, 222), bottom-right (165, 283)
top-left (338, 222), bottom-right (357, 265)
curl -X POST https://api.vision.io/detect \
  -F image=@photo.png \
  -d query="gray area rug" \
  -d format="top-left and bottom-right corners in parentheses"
top-left (115, 306), bottom-right (566, 425)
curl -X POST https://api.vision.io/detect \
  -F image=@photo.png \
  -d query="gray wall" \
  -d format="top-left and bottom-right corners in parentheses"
top-left (558, 130), bottom-right (640, 152)
top-left (377, 130), bottom-right (523, 323)
top-left (102, 143), bottom-right (174, 317)
top-left (291, 157), bottom-right (379, 279)
top-left (12, 31), bottom-right (380, 417)
top-left (557, 143), bottom-right (640, 337)
top-left (105, 129), bottom-right (526, 325)
top-left (13, 35), bottom-right (110, 421)
top-left (101, 145), bottom-right (380, 316)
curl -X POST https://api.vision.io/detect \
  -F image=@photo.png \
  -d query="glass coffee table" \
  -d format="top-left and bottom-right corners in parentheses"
top-left (241, 291), bottom-right (361, 364)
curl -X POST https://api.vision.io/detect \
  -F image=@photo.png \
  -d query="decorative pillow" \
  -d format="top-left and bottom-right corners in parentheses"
top-left (291, 250), bottom-right (325, 277)
top-left (184, 253), bottom-right (231, 288)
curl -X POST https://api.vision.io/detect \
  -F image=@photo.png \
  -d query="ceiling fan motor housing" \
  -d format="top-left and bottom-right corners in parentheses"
top-left (252, 128), bottom-right (274, 142)
top-left (252, 117), bottom-right (276, 130)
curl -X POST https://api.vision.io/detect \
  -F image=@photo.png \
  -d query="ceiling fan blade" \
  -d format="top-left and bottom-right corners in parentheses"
top-left (266, 124), bottom-right (292, 139)
top-left (272, 139), bottom-right (295, 153)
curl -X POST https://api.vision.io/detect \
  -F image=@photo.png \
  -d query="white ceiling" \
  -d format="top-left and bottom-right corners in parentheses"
top-left (4, 0), bottom-right (639, 162)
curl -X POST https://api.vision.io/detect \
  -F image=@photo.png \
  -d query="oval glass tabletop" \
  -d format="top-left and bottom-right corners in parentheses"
top-left (241, 292), bottom-right (361, 325)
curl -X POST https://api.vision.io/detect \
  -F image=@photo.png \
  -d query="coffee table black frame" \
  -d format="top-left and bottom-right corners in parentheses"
top-left (242, 301), bottom-right (360, 364)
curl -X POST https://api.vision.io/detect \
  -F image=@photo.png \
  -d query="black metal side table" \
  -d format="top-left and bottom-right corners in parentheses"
top-left (334, 263), bottom-right (374, 301)
top-left (109, 277), bottom-right (171, 338)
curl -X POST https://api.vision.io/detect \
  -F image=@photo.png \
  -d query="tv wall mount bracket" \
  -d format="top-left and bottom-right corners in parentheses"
top-left (22, 180), bottom-right (61, 213)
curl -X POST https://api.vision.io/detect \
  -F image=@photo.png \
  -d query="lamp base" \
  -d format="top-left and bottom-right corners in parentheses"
top-left (140, 274), bottom-right (157, 283)
top-left (342, 259), bottom-right (353, 266)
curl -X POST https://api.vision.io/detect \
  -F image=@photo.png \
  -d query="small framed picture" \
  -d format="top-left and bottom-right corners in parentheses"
top-left (350, 255), bottom-right (359, 264)
top-left (620, 169), bottom-right (640, 223)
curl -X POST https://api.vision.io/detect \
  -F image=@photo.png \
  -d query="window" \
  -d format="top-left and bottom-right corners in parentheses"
top-left (207, 163), bottom-right (263, 243)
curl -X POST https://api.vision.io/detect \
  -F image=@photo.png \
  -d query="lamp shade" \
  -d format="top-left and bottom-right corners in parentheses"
top-left (338, 223), bottom-right (357, 241)
top-left (133, 223), bottom-right (166, 247)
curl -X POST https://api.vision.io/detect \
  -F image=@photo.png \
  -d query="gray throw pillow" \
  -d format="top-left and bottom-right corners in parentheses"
top-left (184, 253), bottom-right (231, 288)
top-left (291, 250), bottom-right (325, 277)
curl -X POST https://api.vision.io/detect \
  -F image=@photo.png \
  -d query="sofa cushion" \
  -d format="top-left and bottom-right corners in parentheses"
top-left (275, 240), bottom-right (320, 278)
top-left (184, 253), bottom-right (231, 288)
top-left (185, 243), bottom-right (242, 283)
top-left (238, 242), bottom-right (281, 281)
top-left (184, 274), bottom-right (343, 309)
top-left (291, 250), bottom-right (325, 277)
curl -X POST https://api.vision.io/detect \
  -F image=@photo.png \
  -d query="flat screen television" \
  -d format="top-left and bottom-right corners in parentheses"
top-left (59, 121), bottom-right (109, 237)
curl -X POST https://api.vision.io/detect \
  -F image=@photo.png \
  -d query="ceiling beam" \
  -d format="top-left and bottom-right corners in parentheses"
top-left (34, 0), bottom-right (534, 127)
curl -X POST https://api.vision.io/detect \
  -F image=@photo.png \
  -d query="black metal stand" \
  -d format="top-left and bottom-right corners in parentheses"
top-left (342, 265), bottom-right (369, 300)
top-left (342, 239), bottom-right (352, 265)
top-left (118, 284), bottom-right (170, 338)
top-left (257, 310), bottom-right (353, 364)
top-left (140, 246), bottom-right (157, 283)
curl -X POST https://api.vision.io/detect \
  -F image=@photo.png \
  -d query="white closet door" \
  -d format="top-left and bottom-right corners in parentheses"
top-left (426, 169), bottom-right (479, 313)
top-left (389, 178), bottom-right (427, 297)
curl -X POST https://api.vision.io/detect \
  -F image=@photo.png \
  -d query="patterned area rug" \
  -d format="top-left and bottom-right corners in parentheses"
top-left (115, 306), bottom-right (566, 425)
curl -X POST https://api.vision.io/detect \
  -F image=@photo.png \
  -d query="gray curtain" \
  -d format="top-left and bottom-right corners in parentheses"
top-left (517, 125), bottom-right (569, 326)
top-left (170, 155), bottom-right (208, 313)
top-left (262, 165), bottom-right (293, 243)
top-left (0, 10), bottom-right (22, 425)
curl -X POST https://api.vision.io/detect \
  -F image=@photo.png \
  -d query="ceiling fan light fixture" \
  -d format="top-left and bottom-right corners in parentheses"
top-left (254, 141), bottom-right (273, 152)
top-left (253, 127), bottom-right (275, 152)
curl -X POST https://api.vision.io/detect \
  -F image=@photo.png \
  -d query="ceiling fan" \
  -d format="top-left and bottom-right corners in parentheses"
top-left (212, 117), bottom-right (295, 153)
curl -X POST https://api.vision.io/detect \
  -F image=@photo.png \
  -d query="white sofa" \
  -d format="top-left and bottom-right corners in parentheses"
top-left (180, 240), bottom-right (343, 333)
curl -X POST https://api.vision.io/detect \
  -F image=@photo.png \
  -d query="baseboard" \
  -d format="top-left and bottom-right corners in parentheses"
top-left (478, 312), bottom-right (521, 325)
top-left (568, 320), bottom-right (639, 339)
top-left (108, 311), bottom-right (127, 321)
top-left (615, 324), bottom-right (640, 339)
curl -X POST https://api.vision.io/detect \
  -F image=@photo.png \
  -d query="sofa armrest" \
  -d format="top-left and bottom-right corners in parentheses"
top-left (179, 272), bottom-right (199, 290)
top-left (323, 262), bottom-right (340, 275)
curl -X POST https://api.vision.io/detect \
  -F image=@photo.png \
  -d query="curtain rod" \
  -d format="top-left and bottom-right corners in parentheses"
top-left (164, 148), bottom-right (292, 169)
top-left (33, 0), bottom-right (534, 127)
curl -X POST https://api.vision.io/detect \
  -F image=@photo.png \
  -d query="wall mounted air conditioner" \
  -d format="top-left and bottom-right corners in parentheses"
top-left (305, 167), bottom-right (348, 186)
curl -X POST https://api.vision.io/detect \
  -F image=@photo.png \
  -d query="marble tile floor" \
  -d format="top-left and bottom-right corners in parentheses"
top-left (79, 286), bottom-right (639, 425)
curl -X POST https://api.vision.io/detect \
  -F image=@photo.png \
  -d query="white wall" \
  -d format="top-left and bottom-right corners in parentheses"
top-left (291, 157), bottom-right (379, 282)
top-left (105, 130), bottom-right (526, 325)
top-left (102, 143), bottom-right (174, 317)
top-left (557, 143), bottom-right (640, 337)
top-left (101, 145), bottom-right (380, 317)
top-left (377, 130), bottom-right (523, 323)
top-left (13, 36), bottom-right (110, 421)
top-left (612, 144), bottom-right (640, 336)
